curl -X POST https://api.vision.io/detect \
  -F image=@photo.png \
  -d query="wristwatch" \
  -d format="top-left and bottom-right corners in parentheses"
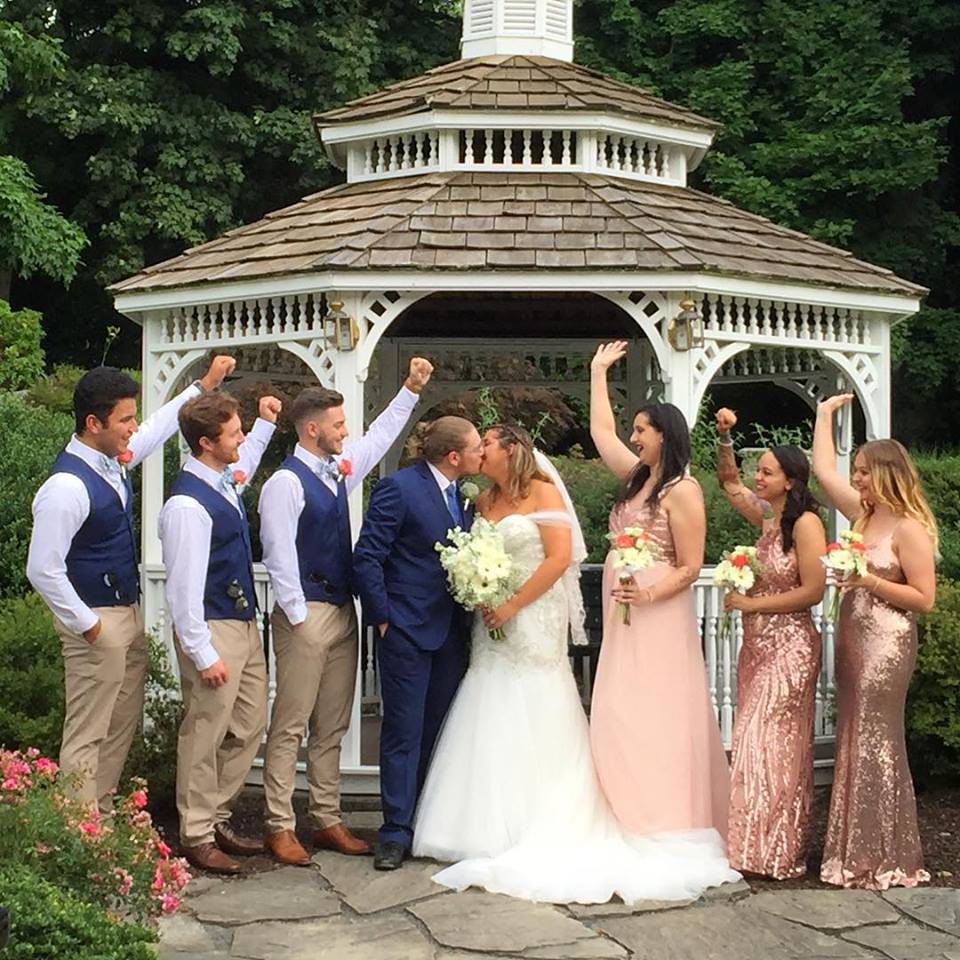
top-left (192, 378), bottom-right (206, 393)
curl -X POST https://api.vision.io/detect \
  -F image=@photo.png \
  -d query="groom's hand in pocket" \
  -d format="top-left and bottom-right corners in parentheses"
top-left (378, 622), bottom-right (388, 637)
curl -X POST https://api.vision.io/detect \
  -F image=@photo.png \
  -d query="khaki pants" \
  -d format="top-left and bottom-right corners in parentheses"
top-left (56, 604), bottom-right (148, 812)
top-left (175, 619), bottom-right (267, 846)
top-left (263, 601), bottom-right (358, 834)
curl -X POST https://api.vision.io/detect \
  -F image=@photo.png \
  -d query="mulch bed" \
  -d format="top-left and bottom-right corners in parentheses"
top-left (154, 784), bottom-right (960, 887)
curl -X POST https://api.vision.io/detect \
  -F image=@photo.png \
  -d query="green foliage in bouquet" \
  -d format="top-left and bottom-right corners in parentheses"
top-left (0, 863), bottom-right (156, 960)
top-left (0, 593), bottom-right (63, 756)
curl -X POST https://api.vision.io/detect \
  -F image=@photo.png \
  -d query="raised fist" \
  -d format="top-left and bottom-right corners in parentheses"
top-left (715, 407), bottom-right (737, 433)
top-left (259, 395), bottom-right (283, 423)
top-left (199, 355), bottom-right (236, 391)
top-left (406, 357), bottom-right (434, 392)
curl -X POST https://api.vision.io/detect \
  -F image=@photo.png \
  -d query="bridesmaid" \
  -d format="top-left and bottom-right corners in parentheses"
top-left (715, 407), bottom-right (826, 879)
top-left (813, 394), bottom-right (937, 889)
top-left (589, 341), bottom-right (730, 843)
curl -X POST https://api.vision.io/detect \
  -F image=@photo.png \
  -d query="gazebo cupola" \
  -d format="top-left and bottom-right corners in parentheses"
top-left (317, 0), bottom-right (716, 189)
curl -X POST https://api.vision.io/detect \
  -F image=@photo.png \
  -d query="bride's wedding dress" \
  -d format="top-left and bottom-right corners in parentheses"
top-left (412, 511), bottom-right (739, 904)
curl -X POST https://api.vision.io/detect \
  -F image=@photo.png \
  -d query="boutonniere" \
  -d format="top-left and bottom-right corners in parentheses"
top-left (232, 469), bottom-right (247, 487)
top-left (116, 448), bottom-right (133, 479)
top-left (337, 459), bottom-right (353, 483)
top-left (460, 480), bottom-right (480, 510)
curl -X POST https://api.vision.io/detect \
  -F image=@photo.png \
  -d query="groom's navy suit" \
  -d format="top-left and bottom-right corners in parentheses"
top-left (353, 460), bottom-right (473, 849)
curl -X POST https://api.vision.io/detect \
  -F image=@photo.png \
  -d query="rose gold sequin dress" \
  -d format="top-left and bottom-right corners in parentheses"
top-left (591, 480), bottom-right (730, 839)
top-left (727, 525), bottom-right (821, 879)
top-left (820, 526), bottom-right (929, 889)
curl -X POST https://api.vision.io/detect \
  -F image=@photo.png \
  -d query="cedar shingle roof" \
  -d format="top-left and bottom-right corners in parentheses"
top-left (110, 172), bottom-right (925, 297)
top-left (315, 56), bottom-right (720, 132)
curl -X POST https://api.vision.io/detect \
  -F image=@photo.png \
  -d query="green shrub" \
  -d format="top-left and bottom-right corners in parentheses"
top-left (0, 392), bottom-right (73, 597)
top-left (24, 361), bottom-right (87, 414)
top-left (914, 453), bottom-right (960, 581)
top-left (0, 301), bottom-right (44, 391)
top-left (0, 863), bottom-right (157, 960)
top-left (0, 593), bottom-right (63, 757)
top-left (907, 576), bottom-right (960, 783)
top-left (122, 636), bottom-right (184, 811)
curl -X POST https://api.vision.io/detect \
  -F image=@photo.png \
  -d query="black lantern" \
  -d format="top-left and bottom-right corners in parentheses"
top-left (323, 300), bottom-right (358, 351)
top-left (667, 298), bottom-right (705, 351)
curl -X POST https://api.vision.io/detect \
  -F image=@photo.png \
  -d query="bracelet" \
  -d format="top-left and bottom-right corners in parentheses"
top-left (644, 588), bottom-right (654, 604)
top-left (191, 378), bottom-right (206, 393)
top-left (718, 437), bottom-right (734, 447)
top-left (870, 575), bottom-right (882, 593)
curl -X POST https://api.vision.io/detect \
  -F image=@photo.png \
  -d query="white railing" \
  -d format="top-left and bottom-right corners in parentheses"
top-left (144, 563), bottom-right (836, 763)
top-left (595, 132), bottom-right (679, 182)
top-left (362, 131), bottom-right (441, 176)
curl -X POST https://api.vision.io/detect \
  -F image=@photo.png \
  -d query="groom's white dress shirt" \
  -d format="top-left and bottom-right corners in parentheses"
top-left (27, 381), bottom-right (203, 635)
top-left (258, 386), bottom-right (419, 626)
top-left (158, 419), bottom-right (275, 671)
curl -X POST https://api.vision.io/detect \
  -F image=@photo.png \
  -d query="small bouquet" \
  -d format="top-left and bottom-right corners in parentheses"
top-left (606, 527), bottom-right (660, 625)
top-left (821, 530), bottom-right (869, 620)
top-left (713, 545), bottom-right (765, 643)
top-left (435, 517), bottom-right (521, 640)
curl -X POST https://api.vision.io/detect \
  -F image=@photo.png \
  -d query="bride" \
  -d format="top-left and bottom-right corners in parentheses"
top-left (412, 423), bottom-right (739, 904)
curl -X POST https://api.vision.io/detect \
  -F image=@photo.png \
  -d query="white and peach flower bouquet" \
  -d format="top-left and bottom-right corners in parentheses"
top-left (435, 518), bottom-right (521, 640)
top-left (713, 545), bottom-right (765, 642)
top-left (821, 530), bottom-right (869, 620)
top-left (606, 527), bottom-right (660, 625)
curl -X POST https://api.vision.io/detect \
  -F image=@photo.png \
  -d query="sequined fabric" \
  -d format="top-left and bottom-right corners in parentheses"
top-left (820, 527), bottom-right (929, 889)
top-left (727, 525), bottom-right (821, 879)
top-left (591, 480), bottom-right (730, 838)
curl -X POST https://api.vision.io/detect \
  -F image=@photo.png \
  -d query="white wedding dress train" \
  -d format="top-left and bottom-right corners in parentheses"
top-left (412, 513), bottom-right (740, 904)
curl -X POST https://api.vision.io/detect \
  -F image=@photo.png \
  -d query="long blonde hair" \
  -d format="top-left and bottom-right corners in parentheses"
top-left (488, 424), bottom-right (551, 503)
top-left (854, 439), bottom-right (939, 556)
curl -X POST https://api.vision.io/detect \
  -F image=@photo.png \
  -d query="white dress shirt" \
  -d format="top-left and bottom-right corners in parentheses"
top-left (158, 418), bottom-right (275, 671)
top-left (259, 386), bottom-right (420, 625)
top-left (26, 381), bottom-right (203, 635)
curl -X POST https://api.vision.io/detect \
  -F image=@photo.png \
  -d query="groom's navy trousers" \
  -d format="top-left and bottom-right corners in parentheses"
top-left (353, 461), bottom-right (471, 849)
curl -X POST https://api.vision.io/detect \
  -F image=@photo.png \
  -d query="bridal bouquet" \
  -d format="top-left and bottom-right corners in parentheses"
top-left (821, 530), bottom-right (869, 621)
top-left (435, 518), bottom-right (520, 640)
top-left (606, 527), bottom-right (660, 625)
top-left (713, 545), bottom-right (765, 643)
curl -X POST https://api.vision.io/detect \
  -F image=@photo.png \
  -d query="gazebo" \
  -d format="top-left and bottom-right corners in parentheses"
top-left (111, 0), bottom-right (925, 791)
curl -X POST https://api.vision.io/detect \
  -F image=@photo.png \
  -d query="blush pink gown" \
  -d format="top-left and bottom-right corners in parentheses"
top-left (820, 526), bottom-right (929, 889)
top-left (590, 479), bottom-right (730, 841)
top-left (727, 526), bottom-right (821, 879)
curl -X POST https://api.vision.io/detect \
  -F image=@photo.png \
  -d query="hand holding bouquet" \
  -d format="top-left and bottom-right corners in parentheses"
top-left (821, 530), bottom-right (869, 620)
top-left (606, 527), bottom-right (660, 625)
top-left (713, 545), bottom-right (765, 642)
top-left (436, 518), bottom-right (520, 640)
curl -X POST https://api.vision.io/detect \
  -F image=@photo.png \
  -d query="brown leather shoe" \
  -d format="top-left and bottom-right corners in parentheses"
top-left (181, 842), bottom-right (241, 875)
top-left (312, 823), bottom-right (370, 856)
top-left (266, 829), bottom-right (312, 867)
top-left (214, 821), bottom-right (264, 857)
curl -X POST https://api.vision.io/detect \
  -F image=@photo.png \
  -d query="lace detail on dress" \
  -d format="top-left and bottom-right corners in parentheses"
top-left (470, 514), bottom-right (569, 670)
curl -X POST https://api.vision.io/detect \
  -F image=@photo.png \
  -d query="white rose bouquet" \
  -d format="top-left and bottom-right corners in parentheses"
top-left (435, 517), bottom-right (521, 640)
top-left (606, 527), bottom-right (660, 625)
top-left (821, 530), bottom-right (869, 620)
top-left (713, 545), bottom-right (765, 643)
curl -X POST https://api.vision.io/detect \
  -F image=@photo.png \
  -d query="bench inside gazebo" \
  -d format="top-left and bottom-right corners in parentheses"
top-left (110, 0), bottom-right (925, 792)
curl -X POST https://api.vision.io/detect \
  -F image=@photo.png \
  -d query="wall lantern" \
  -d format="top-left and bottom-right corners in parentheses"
top-left (324, 300), bottom-right (358, 351)
top-left (667, 298), bottom-right (705, 351)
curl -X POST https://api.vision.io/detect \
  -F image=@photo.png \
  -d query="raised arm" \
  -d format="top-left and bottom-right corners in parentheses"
top-left (812, 394), bottom-right (861, 521)
top-left (590, 341), bottom-right (639, 482)
top-left (714, 407), bottom-right (767, 528)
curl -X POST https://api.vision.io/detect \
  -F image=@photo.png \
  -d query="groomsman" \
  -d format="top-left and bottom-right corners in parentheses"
top-left (27, 356), bottom-right (235, 811)
top-left (258, 358), bottom-right (432, 866)
top-left (159, 391), bottom-right (280, 874)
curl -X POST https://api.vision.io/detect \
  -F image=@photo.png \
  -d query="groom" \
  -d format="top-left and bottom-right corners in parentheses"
top-left (353, 416), bottom-right (484, 870)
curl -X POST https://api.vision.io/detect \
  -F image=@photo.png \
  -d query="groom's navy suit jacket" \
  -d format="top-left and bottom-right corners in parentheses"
top-left (353, 460), bottom-right (472, 650)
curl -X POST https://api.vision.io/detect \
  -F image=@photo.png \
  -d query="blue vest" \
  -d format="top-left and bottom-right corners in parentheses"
top-left (278, 455), bottom-right (353, 605)
top-left (168, 470), bottom-right (256, 622)
top-left (51, 451), bottom-right (138, 607)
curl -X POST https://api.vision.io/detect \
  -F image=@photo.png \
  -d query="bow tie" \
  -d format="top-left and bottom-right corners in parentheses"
top-left (317, 458), bottom-right (340, 482)
top-left (99, 454), bottom-right (123, 477)
top-left (220, 467), bottom-right (238, 490)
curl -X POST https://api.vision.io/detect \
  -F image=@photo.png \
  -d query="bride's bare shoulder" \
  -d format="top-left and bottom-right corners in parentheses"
top-left (530, 478), bottom-right (564, 510)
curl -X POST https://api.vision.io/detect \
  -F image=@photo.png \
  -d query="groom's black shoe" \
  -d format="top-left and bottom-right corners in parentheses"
top-left (373, 841), bottom-right (408, 871)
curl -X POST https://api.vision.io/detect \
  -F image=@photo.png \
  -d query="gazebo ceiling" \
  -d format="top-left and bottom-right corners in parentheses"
top-left (314, 55), bottom-right (719, 133)
top-left (110, 171), bottom-right (925, 298)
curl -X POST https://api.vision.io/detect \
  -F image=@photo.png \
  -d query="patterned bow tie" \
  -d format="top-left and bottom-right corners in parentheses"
top-left (317, 458), bottom-right (340, 482)
top-left (99, 454), bottom-right (122, 477)
top-left (220, 466), bottom-right (238, 490)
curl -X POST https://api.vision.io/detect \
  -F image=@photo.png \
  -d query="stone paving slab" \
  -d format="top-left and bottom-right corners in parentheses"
top-left (408, 890), bottom-right (605, 954)
top-left (186, 866), bottom-right (340, 925)
top-left (596, 902), bottom-right (873, 959)
top-left (750, 889), bottom-right (901, 930)
top-left (156, 913), bottom-right (232, 960)
top-left (314, 850), bottom-right (451, 914)
top-left (230, 912), bottom-right (432, 960)
top-left (884, 888), bottom-right (960, 937)
top-left (567, 897), bottom-right (695, 919)
top-left (841, 920), bottom-right (960, 960)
